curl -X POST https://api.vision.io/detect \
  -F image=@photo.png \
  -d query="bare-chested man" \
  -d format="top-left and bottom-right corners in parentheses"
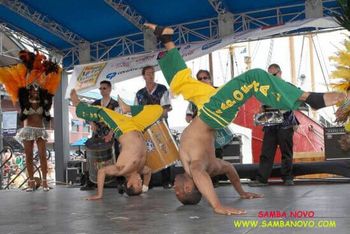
top-left (70, 89), bottom-right (162, 200)
top-left (144, 23), bottom-right (348, 215)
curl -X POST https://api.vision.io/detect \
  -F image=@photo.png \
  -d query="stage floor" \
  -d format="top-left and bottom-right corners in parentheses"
top-left (0, 181), bottom-right (349, 234)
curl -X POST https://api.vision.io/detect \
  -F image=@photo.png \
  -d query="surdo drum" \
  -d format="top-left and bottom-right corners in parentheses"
top-left (85, 138), bottom-right (116, 184)
top-left (143, 120), bottom-right (179, 173)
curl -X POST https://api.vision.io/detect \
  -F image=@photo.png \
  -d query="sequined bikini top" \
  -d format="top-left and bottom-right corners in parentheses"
top-left (23, 106), bottom-right (44, 115)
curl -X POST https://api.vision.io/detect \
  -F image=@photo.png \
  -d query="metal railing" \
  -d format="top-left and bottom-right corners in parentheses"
top-left (1, 148), bottom-right (51, 190)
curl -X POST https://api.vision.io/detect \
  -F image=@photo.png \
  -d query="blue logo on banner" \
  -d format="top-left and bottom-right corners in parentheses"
top-left (106, 72), bottom-right (116, 80)
top-left (202, 39), bottom-right (222, 50)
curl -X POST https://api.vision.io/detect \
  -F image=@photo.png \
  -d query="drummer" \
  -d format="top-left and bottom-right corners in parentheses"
top-left (250, 64), bottom-right (299, 187)
top-left (70, 89), bottom-right (162, 200)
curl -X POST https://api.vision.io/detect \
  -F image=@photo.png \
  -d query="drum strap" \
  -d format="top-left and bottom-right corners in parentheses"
top-left (305, 92), bottom-right (325, 110)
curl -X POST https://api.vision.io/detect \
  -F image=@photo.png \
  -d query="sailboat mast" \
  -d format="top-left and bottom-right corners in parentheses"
top-left (289, 36), bottom-right (297, 85)
top-left (308, 34), bottom-right (316, 92)
top-left (308, 33), bottom-right (317, 119)
top-left (208, 52), bottom-right (214, 80)
top-left (229, 45), bottom-right (234, 79)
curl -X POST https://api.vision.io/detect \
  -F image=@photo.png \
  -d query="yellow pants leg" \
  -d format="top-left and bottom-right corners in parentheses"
top-left (76, 103), bottom-right (163, 137)
top-left (130, 105), bottom-right (163, 130)
top-left (170, 68), bottom-right (217, 110)
top-left (158, 48), bottom-right (217, 109)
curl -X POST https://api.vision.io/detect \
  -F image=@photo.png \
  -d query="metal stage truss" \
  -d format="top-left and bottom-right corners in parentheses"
top-left (0, 0), bottom-right (342, 70)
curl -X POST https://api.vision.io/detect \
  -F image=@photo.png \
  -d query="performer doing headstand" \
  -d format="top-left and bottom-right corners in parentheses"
top-left (70, 90), bottom-right (162, 199)
top-left (144, 23), bottom-right (348, 215)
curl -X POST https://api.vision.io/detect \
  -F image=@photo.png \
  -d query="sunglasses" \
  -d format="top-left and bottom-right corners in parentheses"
top-left (198, 77), bottom-right (210, 81)
top-left (271, 70), bottom-right (280, 76)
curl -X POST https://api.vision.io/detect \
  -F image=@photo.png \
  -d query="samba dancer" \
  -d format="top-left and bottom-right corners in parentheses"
top-left (70, 89), bottom-right (162, 199)
top-left (145, 23), bottom-right (348, 215)
top-left (0, 50), bottom-right (62, 192)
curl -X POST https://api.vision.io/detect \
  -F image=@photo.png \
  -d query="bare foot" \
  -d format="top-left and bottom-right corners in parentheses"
top-left (118, 96), bottom-right (131, 114)
top-left (86, 194), bottom-right (102, 201)
top-left (70, 89), bottom-right (80, 106)
top-left (144, 23), bottom-right (175, 50)
top-left (144, 23), bottom-right (174, 35)
top-left (214, 205), bottom-right (247, 216)
top-left (240, 192), bottom-right (264, 199)
top-left (324, 92), bottom-right (347, 106)
top-left (144, 23), bottom-right (157, 31)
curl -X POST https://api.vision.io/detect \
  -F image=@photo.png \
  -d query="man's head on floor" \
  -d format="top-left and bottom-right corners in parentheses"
top-left (174, 173), bottom-right (202, 205)
top-left (123, 173), bottom-right (142, 196)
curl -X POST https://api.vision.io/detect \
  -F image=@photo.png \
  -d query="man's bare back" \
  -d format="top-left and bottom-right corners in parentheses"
top-left (116, 131), bottom-right (147, 176)
top-left (70, 89), bottom-right (162, 200)
top-left (179, 117), bottom-right (216, 175)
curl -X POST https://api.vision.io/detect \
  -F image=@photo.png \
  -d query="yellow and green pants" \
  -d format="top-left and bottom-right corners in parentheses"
top-left (158, 48), bottom-right (303, 129)
top-left (75, 103), bottom-right (163, 137)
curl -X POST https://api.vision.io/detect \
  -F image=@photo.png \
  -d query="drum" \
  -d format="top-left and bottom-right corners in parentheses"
top-left (254, 111), bottom-right (284, 126)
top-left (85, 138), bottom-right (116, 184)
top-left (143, 120), bottom-right (179, 173)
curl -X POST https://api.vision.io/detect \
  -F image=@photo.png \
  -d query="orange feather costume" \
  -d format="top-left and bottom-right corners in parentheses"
top-left (0, 50), bottom-right (62, 121)
top-left (0, 50), bottom-right (62, 104)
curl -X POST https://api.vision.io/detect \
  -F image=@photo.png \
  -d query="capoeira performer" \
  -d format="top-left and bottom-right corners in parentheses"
top-left (145, 23), bottom-right (348, 215)
top-left (70, 90), bottom-right (162, 199)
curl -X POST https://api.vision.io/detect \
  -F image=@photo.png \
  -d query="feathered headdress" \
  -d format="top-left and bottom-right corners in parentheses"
top-left (330, 0), bottom-right (350, 131)
top-left (0, 50), bottom-right (62, 104)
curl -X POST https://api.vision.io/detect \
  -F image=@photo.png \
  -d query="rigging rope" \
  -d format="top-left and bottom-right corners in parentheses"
top-left (266, 39), bottom-right (274, 69)
top-left (297, 36), bottom-right (306, 86)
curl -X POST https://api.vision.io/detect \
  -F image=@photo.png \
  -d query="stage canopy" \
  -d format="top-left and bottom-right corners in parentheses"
top-left (0, 0), bottom-right (343, 70)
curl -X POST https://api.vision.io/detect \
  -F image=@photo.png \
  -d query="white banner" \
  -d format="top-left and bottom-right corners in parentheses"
top-left (66, 17), bottom-right (340, 98)
top-left (3, 111), bottom-right (18, 136)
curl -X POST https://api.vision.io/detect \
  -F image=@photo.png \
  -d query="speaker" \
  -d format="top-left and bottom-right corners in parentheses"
top-left (66, 168), bottom-right (81, 184)
top-left (324, 127), bottom-right (350, 160)
top-left (67, 160), bottom-right (83, 168)
top-left (221, 136), bottom-right (242, 164)
top-left (149, 165), bottom-right (177, 187)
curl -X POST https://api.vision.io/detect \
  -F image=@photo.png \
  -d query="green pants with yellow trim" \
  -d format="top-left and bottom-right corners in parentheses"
top-left (75, 103), bottom-right (163, 137)
top-left (158, 48), bottom-right (303, 129)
